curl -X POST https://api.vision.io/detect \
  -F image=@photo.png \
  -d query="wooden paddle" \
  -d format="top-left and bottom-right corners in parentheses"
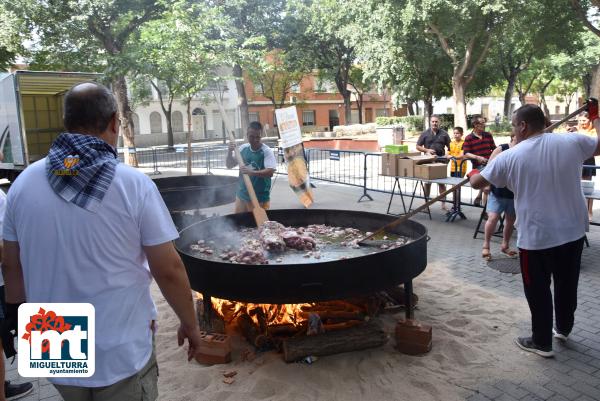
top-left (215, 99), bottom-right (269, 227)
top-left (358, 104), bottom-right (588, 245)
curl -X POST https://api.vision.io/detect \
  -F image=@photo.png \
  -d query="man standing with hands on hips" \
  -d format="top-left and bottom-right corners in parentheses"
top-left (416, 115), bottom-right (451, 210)
top-left (468, 99), bottom-right (600, 358)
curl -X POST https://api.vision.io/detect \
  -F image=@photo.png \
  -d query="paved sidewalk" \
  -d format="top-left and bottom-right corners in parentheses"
top-left (5, 173), bottom-right (600, 400)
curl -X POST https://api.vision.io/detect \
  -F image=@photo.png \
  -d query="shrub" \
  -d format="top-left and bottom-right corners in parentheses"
top-left (435, 113), bottom-right (454, 131)
top-left (376, 116), bottom-right (424, 132)
top-left (489, 120), bottom-right (512, 134)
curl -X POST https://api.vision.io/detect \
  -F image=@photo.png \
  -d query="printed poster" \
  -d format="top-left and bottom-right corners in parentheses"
top-left (275, 106), bottom-right (313, 207)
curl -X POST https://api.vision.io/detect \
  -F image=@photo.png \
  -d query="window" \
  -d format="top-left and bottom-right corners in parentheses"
top-left (376, 108), bottom-right (389, 117)
top-left (131, 113), bottom-right (140, 135)
top-left (149, 112), bottom-right (162, 134)
top-left (291, 83), bottom-right (300, 93)
top-left (253, 82), bottom-right (263, 94)
top-left (555, 105), bottom-right (561, 114)
top-left (315, 78), bottom-right (336, 93)
top-left (249, 112), bottom-right (260, 123)
top-left (446, 107), bottom-right (452, 113)
top-left (172, 111), bottom-right (184, 132)
top-left (302, 110), bottom-right (315, 126)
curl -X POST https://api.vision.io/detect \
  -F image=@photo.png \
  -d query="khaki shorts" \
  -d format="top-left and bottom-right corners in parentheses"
top-left (54, 346), bottom-right (158, 401)
top-left (234, 197), bottom-right (270, 213)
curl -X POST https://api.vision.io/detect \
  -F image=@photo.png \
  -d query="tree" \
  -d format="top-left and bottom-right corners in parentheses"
top-left (131, 2), bottom-right (221, 148)
top-left (413, 0), bottom-right (508, 128)
top-left (206, 0), bottom-right (286, 135)
top-left (13, 0), bottom-right (165, 165)
top-left (571, 0), bottom-right (600, 97)
top-left (291, 0), bottom-right (360, 125)
top-left (348, 66), bottom-right (373, 124)
top-left (247, 50), bottom-right (308, 110)
top-left (0, 5), bottom-right (27, 70)
top-left (346, 1), bottom-right (452, 124)
top-left (494, 0), bottom-right (581, 118)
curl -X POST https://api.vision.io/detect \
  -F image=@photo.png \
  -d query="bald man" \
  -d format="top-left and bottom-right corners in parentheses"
top-left (469, 101), bottom-right (600, 358)
top-left (2, 83), bottom-right (202, 400)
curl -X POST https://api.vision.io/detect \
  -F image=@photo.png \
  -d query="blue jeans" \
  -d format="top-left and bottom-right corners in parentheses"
top-left (487, 192), bottom-right (515, 216)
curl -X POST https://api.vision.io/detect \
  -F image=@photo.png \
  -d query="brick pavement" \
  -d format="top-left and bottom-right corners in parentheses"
top-left (4, 175), bottom-right (600, 400)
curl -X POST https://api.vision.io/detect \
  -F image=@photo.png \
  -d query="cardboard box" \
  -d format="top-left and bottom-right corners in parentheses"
top-left (409, 155), bottom-right (437, 165)
top-left (414, 163), bottom-right (447, 180)
top-left (397, 157), bottom-right (415, 177)
top-left (381, 153), bottom-right (399, 176)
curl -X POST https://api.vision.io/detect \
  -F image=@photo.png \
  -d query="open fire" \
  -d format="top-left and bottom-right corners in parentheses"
top-left (197, 292), bottom-right (376, 332)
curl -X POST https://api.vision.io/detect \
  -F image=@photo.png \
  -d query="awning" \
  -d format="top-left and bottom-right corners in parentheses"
top-left (15, 70), bottom-right (103, 95)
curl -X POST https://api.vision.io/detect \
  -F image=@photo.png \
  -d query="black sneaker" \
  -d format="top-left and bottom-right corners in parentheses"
top-left (515, 336), bottom-right (554, 358)
top-left (553, 328), bottom-right (568, 342)
top-left (5, 381), bottom-right (34, 400)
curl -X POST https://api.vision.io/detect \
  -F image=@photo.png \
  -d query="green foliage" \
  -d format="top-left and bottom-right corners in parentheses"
top-left (0, 5), bottom-right (27, 70)
top-left (488, 120), bottom-right (513, 134)
top-left (376, 116), bottom-right (424, 132)
top-left (246, 49), bottom-right (308, 108)
top-left (435, 114), bottom-right (454, 131)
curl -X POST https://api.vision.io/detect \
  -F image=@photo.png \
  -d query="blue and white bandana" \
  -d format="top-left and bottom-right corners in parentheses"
top-left (46, 133), bottom-right (118, 213)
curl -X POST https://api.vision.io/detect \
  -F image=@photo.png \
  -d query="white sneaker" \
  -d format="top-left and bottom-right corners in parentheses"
top-left (553, 328), bottom-right (568, 341)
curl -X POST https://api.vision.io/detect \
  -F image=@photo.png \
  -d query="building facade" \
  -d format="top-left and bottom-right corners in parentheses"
top-left (130, 76), bottom-right (241, 148)
top-left (245, 74), bottom-right (394, 133)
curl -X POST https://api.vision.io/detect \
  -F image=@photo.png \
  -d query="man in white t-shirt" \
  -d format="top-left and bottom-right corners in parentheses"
top-left (2, 83), bottom-right (202, 400)
top-left (468, 101), bottom-right (600, 358)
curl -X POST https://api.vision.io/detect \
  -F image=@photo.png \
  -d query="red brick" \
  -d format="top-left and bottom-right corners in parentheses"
top-left (195, 332), bottom-right (232, 365)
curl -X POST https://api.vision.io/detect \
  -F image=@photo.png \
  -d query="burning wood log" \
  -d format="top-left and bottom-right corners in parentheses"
top-left (266, 323), bottom-right (303, 337)
top-left (282, 321), bottom-right (388, 363)
top-left (237, 313), bottom-right (272, 351)
top-left (249, 307), bottom-right (268, 333)
top-left (299, 311), bottom-right (365, 321)
top-left (322, 320), bottom-right (364, 331)
top-left (196, 298), bottom-right (225, 333)
top-left (301, 301), bottom-right (362, 313)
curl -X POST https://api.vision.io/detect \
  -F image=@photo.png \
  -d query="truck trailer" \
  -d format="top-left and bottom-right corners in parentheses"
top-left (0, 70), bottom-right (102, 181)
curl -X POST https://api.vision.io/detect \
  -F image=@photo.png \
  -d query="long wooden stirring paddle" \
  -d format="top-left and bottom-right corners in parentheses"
top-left (358, 104), bottom-right (588, 245)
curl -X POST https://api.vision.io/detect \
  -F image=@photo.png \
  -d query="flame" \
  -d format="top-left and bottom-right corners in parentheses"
top-left (209, 295), bottom-right (313, 327)
top-left (195, 292), bottom-right (367, 329)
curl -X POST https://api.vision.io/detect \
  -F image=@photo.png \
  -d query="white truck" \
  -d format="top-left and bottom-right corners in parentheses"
top-left (0, 70), bottom-right (102, 181)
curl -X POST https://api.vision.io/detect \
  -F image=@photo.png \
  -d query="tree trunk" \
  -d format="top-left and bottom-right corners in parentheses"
top-left (452, 76), bottom-right (468, 129)
top-left (357, 94), bottom-right (363, 124)
top-left (112, 76), bottom-right (137, 166)
top-left (186, 98), bottom-right (192, 176)
top-left (591, 63), bottom-right (600, 99)
top-left (407, 100), bottom-right (415, 116)
top-left (423, 96), bottom-right (433, 129)
top-left (166, 115), bottom-right (174, 148)
top-left (540, 93), bottom-right (550, 116)
top-left (503, 69), bottom-right (517, 118)
top-left (233, 63), bottom-right (249, 137)
top-left (343, 92), bottom-right (352, 125)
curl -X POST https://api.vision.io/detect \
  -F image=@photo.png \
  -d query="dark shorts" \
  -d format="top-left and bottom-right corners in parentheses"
top-left (450, 171), bottom-right (465, 178)
top-left (0, 286), bottom-right (5, 320)
top-left (583, 157), bottom-right (596, 178)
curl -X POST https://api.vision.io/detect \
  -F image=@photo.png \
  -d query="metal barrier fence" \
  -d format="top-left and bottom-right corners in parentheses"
top-left (132, 145), bottom-right (598, 205)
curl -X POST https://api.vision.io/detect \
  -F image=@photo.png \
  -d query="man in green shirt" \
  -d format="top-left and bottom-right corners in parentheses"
top-left (226, 121), bottom-right (277, 213)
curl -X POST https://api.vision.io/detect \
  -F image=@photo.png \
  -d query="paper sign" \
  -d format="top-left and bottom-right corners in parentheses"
top-left (275, 106), bottom-right (302, 148)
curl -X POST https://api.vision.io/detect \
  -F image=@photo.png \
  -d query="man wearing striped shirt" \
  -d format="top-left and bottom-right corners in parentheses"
top-left (463, 115), bottom-right (497, 205)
